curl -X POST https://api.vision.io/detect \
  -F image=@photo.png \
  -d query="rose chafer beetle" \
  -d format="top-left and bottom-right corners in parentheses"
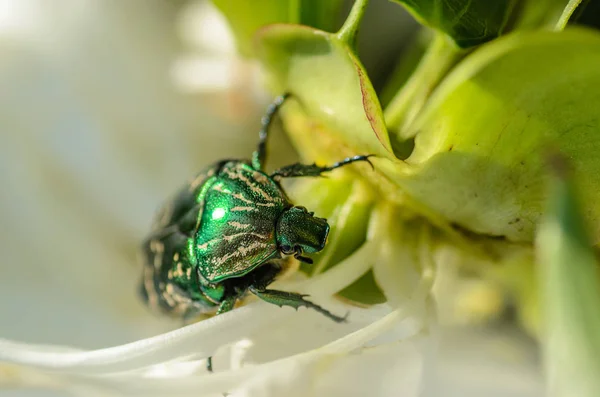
top-left (139, 94), bottom-right (372, 370)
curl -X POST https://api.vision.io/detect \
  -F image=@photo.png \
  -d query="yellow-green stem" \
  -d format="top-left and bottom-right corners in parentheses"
top-left (384, 33), bottom-right (463, 140)
top-left (336, 0), bottom-right (369, 50)
top-left (555, 0), bottom-right (584, 30)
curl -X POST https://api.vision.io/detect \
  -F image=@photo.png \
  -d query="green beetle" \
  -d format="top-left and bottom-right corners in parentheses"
top-left (139, 95), bottom-right (371, 369)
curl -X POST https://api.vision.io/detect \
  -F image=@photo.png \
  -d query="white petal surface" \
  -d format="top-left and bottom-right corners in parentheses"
top-left (0, 0), bottom-right (263, 350)
top-left (0, 1), bottom-right (546, 397)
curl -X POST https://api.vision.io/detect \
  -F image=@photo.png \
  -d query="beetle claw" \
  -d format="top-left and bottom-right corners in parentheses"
top-left (364, 154), bottom-right (376, 170)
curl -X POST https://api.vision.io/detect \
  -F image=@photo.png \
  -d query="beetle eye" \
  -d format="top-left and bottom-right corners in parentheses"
top-left (296, 206), bottom-right (308, 213)
top-left (280, 244), bottom-right (292, 253)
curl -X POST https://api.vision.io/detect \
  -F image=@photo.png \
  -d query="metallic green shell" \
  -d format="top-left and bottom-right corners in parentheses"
top-left (139, 162), bottom-right (225, 318)
top-left (139, 159), bottom-right (290, 317)
top-left (195, 161), bottom-right (288, 282)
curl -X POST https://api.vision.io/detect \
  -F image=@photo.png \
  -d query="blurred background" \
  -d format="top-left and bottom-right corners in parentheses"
top-left (0, 0), bottom-right (414, 348)
top-left (0, 1), bottom-right (542, 396)
top-left (0, 0), bottom-right (276, 347)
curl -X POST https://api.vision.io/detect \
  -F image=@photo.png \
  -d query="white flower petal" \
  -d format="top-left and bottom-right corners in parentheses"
top-left (423, 325), bottom-right (543, 397)
top-left (0, 237), bottom-right (391, 371)
top-left (65, 305), bottom-right (423, 397)
top-left (0, 2), bottom-right (548, 397)
top-left (300, 243), bottom-right (376, 296)
top-left (0, 0), bottom-right (267, 350)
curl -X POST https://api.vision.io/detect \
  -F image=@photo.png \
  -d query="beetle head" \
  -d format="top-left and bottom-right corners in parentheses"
top-left (276, 206), bottom-right (329, 264)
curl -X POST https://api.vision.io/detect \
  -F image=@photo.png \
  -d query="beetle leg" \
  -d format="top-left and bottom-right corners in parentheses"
top-left (252, 93), bottom-right (290, 170)
top-left (248, 287), bottom-right (348, 323)
top-left (245, 264), bottom-right (346, 321)
top-left (245, 262), bottom-right (282, 290)
top-left (206, 294), bottom-right (240, 372)
top-left (294, 247), bottom-right (313, 264)
top-left (216, 294), bottom-right (238, 315)
top-left (270, 155), bottom-right (374, 180)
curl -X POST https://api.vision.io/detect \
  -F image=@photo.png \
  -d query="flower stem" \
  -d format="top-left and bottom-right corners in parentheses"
top-left (554, 0), bottom-right (584, 30)
top-left (383, 33), bottom-right (463, 140)
top-left (336, 0), bottom-right (369, 50)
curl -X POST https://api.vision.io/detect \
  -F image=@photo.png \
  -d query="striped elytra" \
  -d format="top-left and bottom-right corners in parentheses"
top-left (138, 95), bottom-right (372, 371)
top-left (140, 159), bottom-right (293, 319)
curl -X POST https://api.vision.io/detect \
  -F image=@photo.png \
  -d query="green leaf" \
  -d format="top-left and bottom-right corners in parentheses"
top-left (338, 269), bottom-right (387, 305)
top-left (537, 155), bottom-right (600, 397)
top-left (255, 23), bottom-right (395, 159)
top-left (212, 0), bottom-right (346, 56)
top-left (381, 28), bottom-right (600, 243)
top-left (390, 0), bottom-right (517, 48)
